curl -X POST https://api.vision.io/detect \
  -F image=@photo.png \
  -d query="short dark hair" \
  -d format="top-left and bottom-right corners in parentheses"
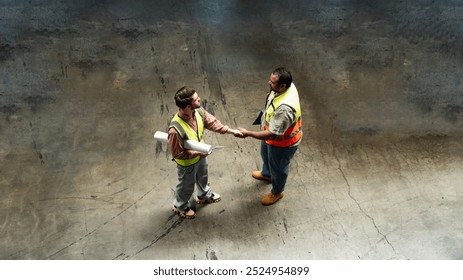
top-left (273, 67), bottom-right (292, 89)
top-left (175, 86), bottom-right (196, 108)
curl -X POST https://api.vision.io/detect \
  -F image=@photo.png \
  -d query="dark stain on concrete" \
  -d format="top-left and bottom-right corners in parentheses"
top-left (443, 104), bottom-right (463, 123)
top-left (23, 95), bottom-right (56, 113)
top-left (0, 44), bottom-right (14, 61)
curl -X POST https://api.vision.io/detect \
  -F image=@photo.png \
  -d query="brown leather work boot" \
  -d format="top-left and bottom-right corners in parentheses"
top-left (261, 192), bottom-right (284, 206)
top-left (252, 171), bottom-right (271, 183)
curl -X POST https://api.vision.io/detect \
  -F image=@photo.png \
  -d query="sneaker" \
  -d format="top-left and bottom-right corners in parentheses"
top-left (172, 206), bottom-right (196, 219)
top-left (252, 171), bottom-right (271, 182)
top-left (196, 192), bottom-right (221, 204)
top-left (261, 192), bottom-right (284, 206)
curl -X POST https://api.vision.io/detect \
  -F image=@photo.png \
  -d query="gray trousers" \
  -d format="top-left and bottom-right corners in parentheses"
top-left (173, 157), bottom-right (212, 210)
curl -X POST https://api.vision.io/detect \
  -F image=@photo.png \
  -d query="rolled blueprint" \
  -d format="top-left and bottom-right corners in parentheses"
top-left (153, 131), bottom-right (213, 154)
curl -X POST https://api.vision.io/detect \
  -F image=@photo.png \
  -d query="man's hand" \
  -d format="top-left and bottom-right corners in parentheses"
top-left (236, 127), bottom-right (248, 138)
top-left (191, 151), bottom-right (209, 158)
top-left (228, 128), bottom-right (244, 138)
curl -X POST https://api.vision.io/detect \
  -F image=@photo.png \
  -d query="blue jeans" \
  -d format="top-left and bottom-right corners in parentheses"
top-left (174, 157), bottom-right (212, 210)
top-left (260, 140), bottom-right (298, 195)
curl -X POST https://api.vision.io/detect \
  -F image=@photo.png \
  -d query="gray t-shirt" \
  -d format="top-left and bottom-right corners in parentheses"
top-left (261, 91), bottom-right (297, 135)
top-left (267, 104), bottom-right (296, 135)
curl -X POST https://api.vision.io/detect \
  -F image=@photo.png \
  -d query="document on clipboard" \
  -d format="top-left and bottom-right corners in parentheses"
top-left (252, 110), bottom-right (264, 125)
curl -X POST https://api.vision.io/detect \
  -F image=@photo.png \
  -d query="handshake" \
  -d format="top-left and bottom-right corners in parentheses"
top-left (228, 128), bottom-right (248, 138)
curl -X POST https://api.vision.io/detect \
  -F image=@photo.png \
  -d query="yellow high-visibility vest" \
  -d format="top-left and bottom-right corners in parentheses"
top-left (264, 84), bottom-right (302, 147)
top-left (169, 108), bottom-right (205, 166)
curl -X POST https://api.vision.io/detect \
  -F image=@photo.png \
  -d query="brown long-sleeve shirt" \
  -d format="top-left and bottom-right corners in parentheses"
top-left (168, 108), bottom-right (229, 160)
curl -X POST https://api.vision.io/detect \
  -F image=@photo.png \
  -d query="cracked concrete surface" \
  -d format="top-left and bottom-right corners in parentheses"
top-left (1, 1), bottom-right (463, 260)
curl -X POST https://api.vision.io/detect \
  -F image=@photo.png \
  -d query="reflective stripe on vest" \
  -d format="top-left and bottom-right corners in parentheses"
top-left (169, 108), bottom-right (205, 166)
top-left (264, 84), bottom-right (302, 147)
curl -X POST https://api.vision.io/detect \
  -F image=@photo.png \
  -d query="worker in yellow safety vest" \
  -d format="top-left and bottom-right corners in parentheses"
top-left (237, 67), bottom-right (302, 206)
top-left (168, 86), bottom-right (242, 219)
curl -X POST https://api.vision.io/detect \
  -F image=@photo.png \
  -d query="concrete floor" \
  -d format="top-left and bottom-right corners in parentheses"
top-left (1, 1), bottom-right (463, 260)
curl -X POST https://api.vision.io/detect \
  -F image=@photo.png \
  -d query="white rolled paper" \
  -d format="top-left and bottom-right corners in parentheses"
top-left (153, 131), bottom-right (168, 142)
top-left (184, 139), bottom-right (213, 154)
top-left (153, 131), bottom-right (213, 154)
